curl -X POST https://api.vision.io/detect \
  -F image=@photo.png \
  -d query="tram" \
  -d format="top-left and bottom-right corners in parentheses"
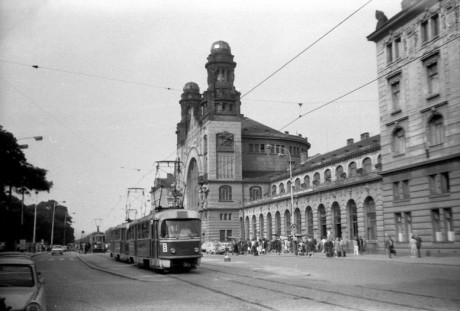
top-left (79, 231), bottom-right (107, 253)
top-left (105, 207), bottom-right (202, 271)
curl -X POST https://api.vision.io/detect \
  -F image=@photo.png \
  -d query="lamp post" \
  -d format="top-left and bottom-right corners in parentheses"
top-left (267, 145), bottom-right (296, 239)
top-left (32, 191), bottom-right (39, 250)
top-left (50, 200), bottom-right (66, 246)
top-left (17, 136), bottom-right (43, 150)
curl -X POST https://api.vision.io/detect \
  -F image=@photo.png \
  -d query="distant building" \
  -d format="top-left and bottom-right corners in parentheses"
top-left (368, 0), bottom-right (460, 255)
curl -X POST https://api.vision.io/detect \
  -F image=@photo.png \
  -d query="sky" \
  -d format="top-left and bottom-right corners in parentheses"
top-left (0, 0), bottom-right (402, 238)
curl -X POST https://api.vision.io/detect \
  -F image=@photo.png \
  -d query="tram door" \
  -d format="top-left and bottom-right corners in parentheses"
top-left (151, 220), bottom-right (159, 259)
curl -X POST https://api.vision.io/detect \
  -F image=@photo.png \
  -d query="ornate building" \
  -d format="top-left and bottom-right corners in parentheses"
top-left (174, 41), bottom-right (387, 252)
top-left (367, 0), bottom-right (460, 255)
top-left (169, 0), bottom-right (459, 255)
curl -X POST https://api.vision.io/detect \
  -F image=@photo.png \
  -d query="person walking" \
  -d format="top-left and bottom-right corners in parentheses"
top-left (413, 232), bottom-right (422, 257)
top-left (357, 236), bottom-right (365, 255)
top-left (352, 238), bottom-right (359, 256)
top-left (410, 235), bottom-right (417, 258)
top-left (385, 235), bottom-right (395, 258)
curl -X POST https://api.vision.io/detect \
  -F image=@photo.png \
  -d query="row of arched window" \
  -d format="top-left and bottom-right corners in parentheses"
top-left (241, 197), bottom-right (377, 241)
top-left (270, 156), bottom-right (380, 196)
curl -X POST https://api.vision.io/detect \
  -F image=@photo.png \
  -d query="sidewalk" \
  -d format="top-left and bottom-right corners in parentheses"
top-left (246, 251), bottom-right (460, 266)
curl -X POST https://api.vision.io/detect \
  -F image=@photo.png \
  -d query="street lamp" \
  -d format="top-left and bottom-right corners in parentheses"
top-left (50, 200), bottom-right (66, 246)
top-left (17, 136), bottom-right (43, 149)
top-left (266, 145), bottom-right (296, 241)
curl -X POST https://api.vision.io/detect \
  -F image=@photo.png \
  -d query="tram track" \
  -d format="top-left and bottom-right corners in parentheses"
top-left (189, 262), bottom-right (457, 311)
top-left (78, 254), bottom-right (459, 311)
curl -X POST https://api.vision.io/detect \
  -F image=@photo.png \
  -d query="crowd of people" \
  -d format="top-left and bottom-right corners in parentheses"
top-left (226, 235), bottom-right (367, 258)
top-left (225, 233), bottom-right (423, 259)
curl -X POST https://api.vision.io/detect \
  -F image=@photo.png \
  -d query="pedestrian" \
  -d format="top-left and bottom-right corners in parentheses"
top-left (352, 238), bottom-right (359, 255)
top-left (324, 238), bottom-right (334, 257)
top-left (357, 236), bottom-right (365, 255)
top-left (410, 235), bottom-right (417, 258)
top-left (385, 235), bottom-right (395, 258)
top-left (413, 232), bottom-right (422, 257)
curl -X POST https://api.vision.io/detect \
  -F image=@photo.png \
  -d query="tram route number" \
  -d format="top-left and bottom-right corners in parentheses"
top-left (162, 243), bottom-right (167, 252)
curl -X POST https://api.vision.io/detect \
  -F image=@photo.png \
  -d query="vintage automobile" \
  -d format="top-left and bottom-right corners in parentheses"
top-left (0, 252), bottom-right (47, 311)
top-left (51, 245), bottom-right (64, 256)
top-left (201, 241), bottom-right (226, 255)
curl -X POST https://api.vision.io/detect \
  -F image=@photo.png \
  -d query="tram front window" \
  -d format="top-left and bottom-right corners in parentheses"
top-left (160, 219), bottom-right (201, 238)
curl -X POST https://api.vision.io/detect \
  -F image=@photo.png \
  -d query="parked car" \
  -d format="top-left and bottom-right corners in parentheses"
top-left (201, 242), bottom-right (226, 254)
top-left (0, 252), bottom-right (47, 311)
top-left (51, 245), bottom-right (64, 255)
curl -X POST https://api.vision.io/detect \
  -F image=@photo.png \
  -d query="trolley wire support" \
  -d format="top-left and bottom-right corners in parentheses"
top-left (125, 187), bottom-right (147, 222)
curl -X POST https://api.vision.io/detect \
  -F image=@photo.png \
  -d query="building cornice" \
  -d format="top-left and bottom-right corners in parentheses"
top-left (379, 152), bottom-right (460, 175)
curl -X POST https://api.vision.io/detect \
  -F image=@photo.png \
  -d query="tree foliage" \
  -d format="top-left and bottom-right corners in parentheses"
top-left (0, 125), bottom-right (53, 196)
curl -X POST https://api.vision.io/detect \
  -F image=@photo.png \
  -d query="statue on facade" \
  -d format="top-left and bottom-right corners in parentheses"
top-left (375, 10), bottom-right (388, 30)
top-left (199, 182), bottom-right (209, 209)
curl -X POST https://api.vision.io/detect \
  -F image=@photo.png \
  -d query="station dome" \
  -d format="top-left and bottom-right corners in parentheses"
top-left (210, 41), bottom-right (231, 54)
top-left (183, 82), bottom-right (200, 93)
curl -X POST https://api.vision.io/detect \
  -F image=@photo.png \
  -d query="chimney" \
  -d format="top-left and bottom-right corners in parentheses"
top-left (361, 132), bottom-right (370, 140)
top-left (284, 131), bottom-right (289, 134)
top-left (347, 138), bottom-right (354, 145)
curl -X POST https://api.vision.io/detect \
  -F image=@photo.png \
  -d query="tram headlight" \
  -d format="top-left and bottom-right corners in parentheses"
top-left (194, 247), bottom-right (199, 253)
top-left (170, 248), bottom-right (176, 254)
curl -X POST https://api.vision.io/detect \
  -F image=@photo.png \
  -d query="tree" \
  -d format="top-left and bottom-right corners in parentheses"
top-left (0, 126), bottom-right (53, 199)
top-left (0, 126), bottom-right (54, 250)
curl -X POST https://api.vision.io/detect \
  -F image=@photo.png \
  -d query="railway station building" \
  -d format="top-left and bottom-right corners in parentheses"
top-left (170, 0), bottom-right (459, 255)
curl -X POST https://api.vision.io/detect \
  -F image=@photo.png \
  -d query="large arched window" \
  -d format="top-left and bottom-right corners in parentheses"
top-left (304, 175), bottom-right (311, 188)
top-left (245, 216), bottom-right (250, 241)
top-left (252, 215), bottom-right (257, 239)
top-left (348, 200), bottom-right (358, 239)
top-left (318, 204), bottom-right (327, 239)
top-left (332, 202), bottom-right (342, 238)
top-left (267, 213), bottom-right (272, 240)
top-left (393, 127), bottom-right (406, 155)
top-left (305, 206), bottom-right (313, 236)
top-left (365, 197), bottom-right (377, 240)
top-left (275, 211), bottom-right (281, 236)
top-left (259, 214), bottom-right (264, 239)
top-left (324, 169), bottom-right (332, 183)
top-left (219, 185), bottom-right (232, 201)
top-left (294, 208), bottom-right (301, 235)
top-left (429, 114), bottom-right (444, 146)
top-left (348, 162), bottom-right (357, 177)
top-left (250, 186), bottom-right (262, 200)
top-left (363, 157), bottom-right (372, 174)
top-left (284, 210), bottom-right (291, 235)
top-left (336, 165), bottom-right (344, 180)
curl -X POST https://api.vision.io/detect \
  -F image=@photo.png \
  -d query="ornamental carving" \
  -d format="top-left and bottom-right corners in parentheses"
top-left (216, 131), bottom-right (234, 152)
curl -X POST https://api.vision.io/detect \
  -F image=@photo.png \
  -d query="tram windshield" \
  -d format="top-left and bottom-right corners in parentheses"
top-left (160, 219), bottom-right (201, 239)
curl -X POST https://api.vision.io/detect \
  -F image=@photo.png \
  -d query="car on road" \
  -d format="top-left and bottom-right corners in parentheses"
top-left (51, 245), bottom-right (64, 255)
top-left (201, 241), bottom-right (226, 254)
top-left (0, 252), bottom-right (47, 311)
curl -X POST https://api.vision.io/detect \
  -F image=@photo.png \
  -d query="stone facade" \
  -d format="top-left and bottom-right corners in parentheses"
top-left (368, 0), bottom-right (460, 255)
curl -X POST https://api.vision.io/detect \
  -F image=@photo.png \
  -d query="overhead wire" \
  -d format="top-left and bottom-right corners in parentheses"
top-left (240, 0), bottom-right (374, 99)
top-left (0, 59), bottom-right (182, 92)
